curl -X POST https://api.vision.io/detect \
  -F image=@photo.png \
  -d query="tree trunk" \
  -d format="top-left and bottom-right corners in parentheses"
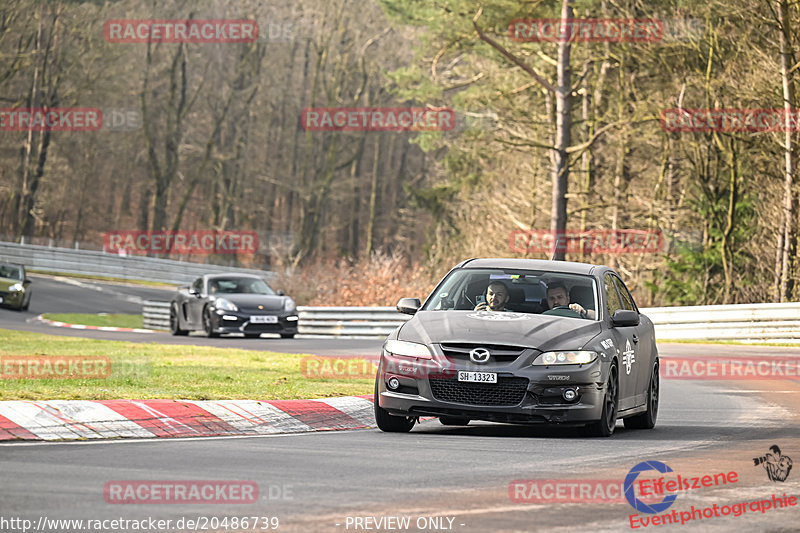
top-left (550, 0), bottom-right (573, 260)
top-left (777, 0), bottom-right (797, 301)
top-left (16, 2), bottom-right (61, 239)
top-left (365, 135), bottom-right (382, 257)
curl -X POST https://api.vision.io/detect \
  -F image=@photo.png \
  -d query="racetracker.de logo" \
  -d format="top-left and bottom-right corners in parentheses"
top-left (301, 356), bottom-right (379, 379)
top-left (509, 18), bottom-right (664, 42)
top-left (103, 230), bottom-right (258, 255)
top-left (104, 20), bottom-right (258, 43)
top-left (300, 107), bottom-right (456, 132)
top-left (660, 108), bottom-right (800, 132)
top-left (509, 479), bottom-right (626, 503)
top-left (661, 356), bottom-right (800, 380)
top-left (1, 108), bottom-right (102, 132)
top-left (509, 229), bottom-right (664, 254)
top-left (1, 356), bottom-right (111, 379)
top-left (104, 481), bottom-right (258, 504)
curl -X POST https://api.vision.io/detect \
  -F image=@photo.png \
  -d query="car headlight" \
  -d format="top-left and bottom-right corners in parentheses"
top-left (384, 339), bottom-right (433, 359)
top-left (9, 283), bottom-right (24, 292)
top-left (284, 298), bottom-right (296, 312)
top-left (215, 298), bottom-right (238, 312)
top-left (533, 350), bottom-right (598, 365)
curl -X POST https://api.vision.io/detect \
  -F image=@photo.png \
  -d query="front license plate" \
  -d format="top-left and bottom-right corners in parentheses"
top-left (250, 315), bottom-right (278, 324)
top-left (457, 371), bottom-right (497, 383)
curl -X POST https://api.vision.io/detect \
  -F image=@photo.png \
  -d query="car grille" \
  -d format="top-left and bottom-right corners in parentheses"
top-left (239, 306), bottom-right (283, 313)
top-left (243, 323), bottom-right (283, 332)
top-left (429, 376), bottom-right (529, 406)
top-left (439, 343), bottom-right (527, 363)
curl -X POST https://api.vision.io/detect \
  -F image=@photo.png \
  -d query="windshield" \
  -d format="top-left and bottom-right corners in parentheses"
top-left (208, 277), bottom-right (275, 295)
top-left (0, 264), bottom-right (22, 280)
top-left (420, 268), bottom-right (599, 320)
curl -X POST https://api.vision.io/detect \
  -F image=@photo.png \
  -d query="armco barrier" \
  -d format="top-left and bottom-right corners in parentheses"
top-left (642, 302), bottom-right (800, 342)
top-left (143, 301), bottom-right (171, 330)
top-left (143, 304), bottom-right (410, 335)
top-left (295, 307), bottom-right (410, 337)
top-left (142, 302), bottom-right (800, 342)
top-left (0, 241), bottom-right (274, 285)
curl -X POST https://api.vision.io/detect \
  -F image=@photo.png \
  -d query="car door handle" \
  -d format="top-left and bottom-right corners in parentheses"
top-left (632, 334), bottom-right (639, 344)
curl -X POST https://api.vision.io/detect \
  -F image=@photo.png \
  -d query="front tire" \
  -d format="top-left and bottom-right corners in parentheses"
top-left (624, 359), bottom-right (659, 430)
top-left (374, 381), bottom-right (415, 432)
top-left (584, 364), bottom-right (619, 437)
top-left (170, 304), bottom-right (189, 336)
top-left (203, 307), bottom-right (220, 338)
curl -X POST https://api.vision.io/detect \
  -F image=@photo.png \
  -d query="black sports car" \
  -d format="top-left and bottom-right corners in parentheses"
top-left (0, 262), bottom-right (32, 311)
top-left (170, 274), bottom-right (298, 338)
top-left (374, 258), bottom-right (659, 437)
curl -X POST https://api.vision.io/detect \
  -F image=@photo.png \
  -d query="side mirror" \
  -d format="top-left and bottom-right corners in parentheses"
top-left (188, 286), bottom-right (199, 296)
top-left (23, 278), bottom-right (31, 285)
top-left (397, 297), bottom-right (421, 315)
top-left (277, 290), bottom-right (285, 296)
top-left (611, 309), bottom-right (639, 327)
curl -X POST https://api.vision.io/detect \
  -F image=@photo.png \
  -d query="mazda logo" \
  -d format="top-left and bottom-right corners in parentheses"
top-left (469, 348), bottom-right (491, 364)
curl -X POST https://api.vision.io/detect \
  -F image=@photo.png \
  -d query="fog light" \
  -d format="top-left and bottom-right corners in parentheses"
top-left (286, 315), bottom-right (299, 322)
top-left (387, 377), bottom-right (400, 390)
top-left (222, 315), bottom-right (238, 321)
top-left (563, 388), bottom-right (577, 401)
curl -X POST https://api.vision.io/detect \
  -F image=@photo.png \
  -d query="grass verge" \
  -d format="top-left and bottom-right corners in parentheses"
top-left (42, 313), bottom-right (144, 329)
top-left (29, 269), bottom-right (176, 288)
top-left (0, 329), bottom-right (374, 401)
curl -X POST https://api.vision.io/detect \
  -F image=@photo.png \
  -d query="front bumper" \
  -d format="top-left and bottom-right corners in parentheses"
top-left (376, 352), bottom-right (607, 425)
top-left (0, 290), bottom-right (24, 308)
top-left (210, 309), bottom-right (298, 335)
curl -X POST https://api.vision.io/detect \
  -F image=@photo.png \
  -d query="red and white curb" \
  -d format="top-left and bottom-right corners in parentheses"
top-left (0, 395), bottom-right (375, 441)
top-left (36, 314), bottom-right (157, 334)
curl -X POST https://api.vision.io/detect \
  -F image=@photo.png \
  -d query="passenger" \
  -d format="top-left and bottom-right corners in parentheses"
top-left (474, 281), bottom-right (510, 311)
top-left (546, 281), bottom-right (596, 319)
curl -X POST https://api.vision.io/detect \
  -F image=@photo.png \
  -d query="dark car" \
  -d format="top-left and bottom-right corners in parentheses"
top-left (170, 274), bottom-right (298, 338)
top-left (0, 262), bottom-right (32, 311)
top-left (374, 258), bottom-right (659, 437)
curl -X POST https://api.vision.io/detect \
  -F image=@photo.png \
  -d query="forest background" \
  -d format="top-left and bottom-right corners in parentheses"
top-left (1, 0), bottom-right (798, 307)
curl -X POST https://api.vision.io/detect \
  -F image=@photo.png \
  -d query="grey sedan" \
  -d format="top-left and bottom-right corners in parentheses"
top-left (374, 258), bottom-right (659, 437)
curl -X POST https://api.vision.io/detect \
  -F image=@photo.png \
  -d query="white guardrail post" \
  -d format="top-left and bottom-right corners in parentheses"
top-left (142, 301), bottom-right (800, 342)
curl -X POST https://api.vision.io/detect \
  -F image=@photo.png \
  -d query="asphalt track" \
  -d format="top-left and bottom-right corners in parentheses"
top-left (1, 275), bottom-right (799, 532)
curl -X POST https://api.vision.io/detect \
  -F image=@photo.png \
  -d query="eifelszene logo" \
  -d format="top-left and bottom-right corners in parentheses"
top-left (754, 445), bottom-right (793, 482)
top-left (625, 461), bottom-right (678, 514)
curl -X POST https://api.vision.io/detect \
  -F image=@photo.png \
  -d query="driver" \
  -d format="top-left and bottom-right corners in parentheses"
top-left (546, 281), bottom-right (596, 319)
top-left (474, 281), bottom-right (510, 311)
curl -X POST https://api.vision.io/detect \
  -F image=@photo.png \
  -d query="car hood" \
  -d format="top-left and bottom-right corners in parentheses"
top-left (0, 277), bottom-right (21, 291)
top-left (212, 294), bottom-right (288, 311)
top-left (398, 310), bottom-right (603, 351)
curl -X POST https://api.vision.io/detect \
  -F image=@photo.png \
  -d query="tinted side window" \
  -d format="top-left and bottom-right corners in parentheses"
top-left (613, 276), bottom-right (637, 312)
top-left (604, 274), bottom-right (623, 317)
